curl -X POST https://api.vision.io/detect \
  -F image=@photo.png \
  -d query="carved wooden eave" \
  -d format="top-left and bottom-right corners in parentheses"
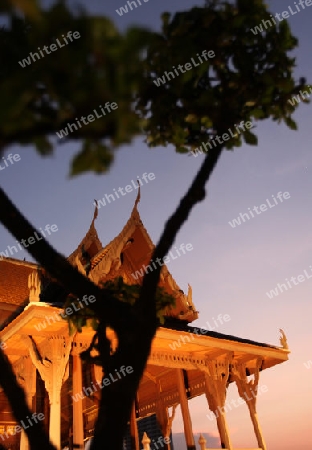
top-left (0, 301), bottom-right (290, 437)
top-left (0, 303), bottom-right (289, 371)
top-left (153, 328), bottom-right (289, 369)
top-left (136, 327), bottom-right (289, 419)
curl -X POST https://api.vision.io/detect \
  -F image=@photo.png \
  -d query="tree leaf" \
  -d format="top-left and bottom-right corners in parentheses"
top-left (243, 130), bottom-right (258, 145)
top-left (285, 116), bottom-right (297, 130)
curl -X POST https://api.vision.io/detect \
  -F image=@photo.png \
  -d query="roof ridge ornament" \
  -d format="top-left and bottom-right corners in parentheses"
top-left (92, 199), bottom-right (99, 223)
top-left (134, 180), bottom-right (141, 209)
top-left (28, 270), bottom-right (41, 302)
top-left (279, 328), bottom-right (289, 349)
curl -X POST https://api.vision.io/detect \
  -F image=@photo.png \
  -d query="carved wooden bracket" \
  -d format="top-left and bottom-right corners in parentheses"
top-left (231, 357), bottom-right (263, 410)
top-left (23, 335), bottom-right (74, 404)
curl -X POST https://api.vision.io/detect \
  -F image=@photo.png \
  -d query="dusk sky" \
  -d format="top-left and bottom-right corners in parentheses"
top-left (0, 0), bottom-right (312, 449)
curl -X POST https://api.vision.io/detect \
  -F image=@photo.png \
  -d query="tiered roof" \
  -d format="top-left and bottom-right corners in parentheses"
top-left (67, 189), bottom-right (198, 322)
top-left (0, 192), bottom-right (289, 358)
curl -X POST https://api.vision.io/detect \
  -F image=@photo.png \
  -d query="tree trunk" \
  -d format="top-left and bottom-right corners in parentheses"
top-left (0, 142), bottom-right (226, 450)
top-left (91, 321), bottom-right (157, 450)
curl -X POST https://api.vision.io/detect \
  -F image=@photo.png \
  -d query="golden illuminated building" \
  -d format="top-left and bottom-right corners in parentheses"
top-left (0, 193), bottom-right (289, 450)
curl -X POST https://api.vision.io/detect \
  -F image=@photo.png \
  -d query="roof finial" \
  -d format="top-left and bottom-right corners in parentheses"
top-left (28, 270), bottom-right (41, 302)
top-left (134, 180), bottom-right (141, 209)
top-left (279, 328), bottom-right (289, 349)
top-left (93, 199), bottom-right (99, 222)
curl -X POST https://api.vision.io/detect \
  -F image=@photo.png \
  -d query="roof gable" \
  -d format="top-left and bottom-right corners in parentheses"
top-left (87, 190), bottom-right (198, 322)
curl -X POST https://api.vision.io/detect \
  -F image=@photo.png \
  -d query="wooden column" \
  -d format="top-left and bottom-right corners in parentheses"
top-left (215, 408), bottom-right (231, 449)
top-left (232, 359), bottom-right (267, 450)
top-left (155, 378), bottom-right (175, 450)
top-left (176, 369), bottom-right (196, 450)
top-left (72, 348), bottom-right (84, 450)
top-left (155, 404), bottom-right (175, 450)
top-left (248, 406), bottom-right (267, 450)
top-left (15, 356), bottom-right (36, 450)
top-left (24, 335), bottom-right (73, 450)
top-left (130, 401), bottom-right (139, 450)
top-left (204, 355), bottom-right (233, 450)
top-left (49, 382), bottom-right (61, 450)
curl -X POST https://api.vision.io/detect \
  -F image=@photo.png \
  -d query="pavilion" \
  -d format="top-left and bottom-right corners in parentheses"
top-left (0, 191), bottom-right (289, 450)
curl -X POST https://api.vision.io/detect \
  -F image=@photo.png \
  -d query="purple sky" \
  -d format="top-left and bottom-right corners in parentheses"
top-left (1, 1), bottom-right (312, 449)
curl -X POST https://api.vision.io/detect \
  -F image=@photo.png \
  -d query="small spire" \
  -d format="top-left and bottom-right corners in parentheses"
top-left (198, 434), bottom-right (207, 450)
top-left (142, 432), bottom-right (151, 450)
top-left (93, 199), bottom-right (99, 222)
top-left (134, 180), bottom-right (141, 209)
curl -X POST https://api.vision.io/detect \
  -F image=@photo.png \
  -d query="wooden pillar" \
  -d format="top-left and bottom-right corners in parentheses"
top-left (215, 411), bottom-right (232, 450)
top-left (204, 355), bottom-right (233, 450)
top-left (155, 403), bottom-right (175, 450)
top-left (248, 405), bottom-right (267, 450)
top-left (24, 335), bottom-right (73, 450)
top-left (49, 385), bottom-right (61, 450)
top-left (130, 401), bottom-right (139, 450)
top-left (20, 394), bottom-right (33, 450)
top-left (204, 374), bottom-right (232, 449)
top-left (232, 359), bottom-right (267, 450)
top-left (176, 369), bottom-right (196, 450)
top-left (155, 378), bottom-right (175, 450)
top-left (72, 352), bottom-right (84, 450)
top-left (16, 356), bottom-right (36, 450)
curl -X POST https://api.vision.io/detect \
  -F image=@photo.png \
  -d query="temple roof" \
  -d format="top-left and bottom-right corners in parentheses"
top-left (0, 258), bottom-right (38, 306)
top-left (66, 189), bottom-right (198, 322)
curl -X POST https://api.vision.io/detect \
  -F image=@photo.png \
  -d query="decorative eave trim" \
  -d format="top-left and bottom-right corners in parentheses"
top-left (155, 328), bottom-right (290, 360)
top-left (0, 303), bottom-right (64, 342)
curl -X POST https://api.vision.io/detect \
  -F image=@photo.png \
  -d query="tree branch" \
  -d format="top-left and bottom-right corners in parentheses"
top-left (136, 143), bottom-right (224, 321)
